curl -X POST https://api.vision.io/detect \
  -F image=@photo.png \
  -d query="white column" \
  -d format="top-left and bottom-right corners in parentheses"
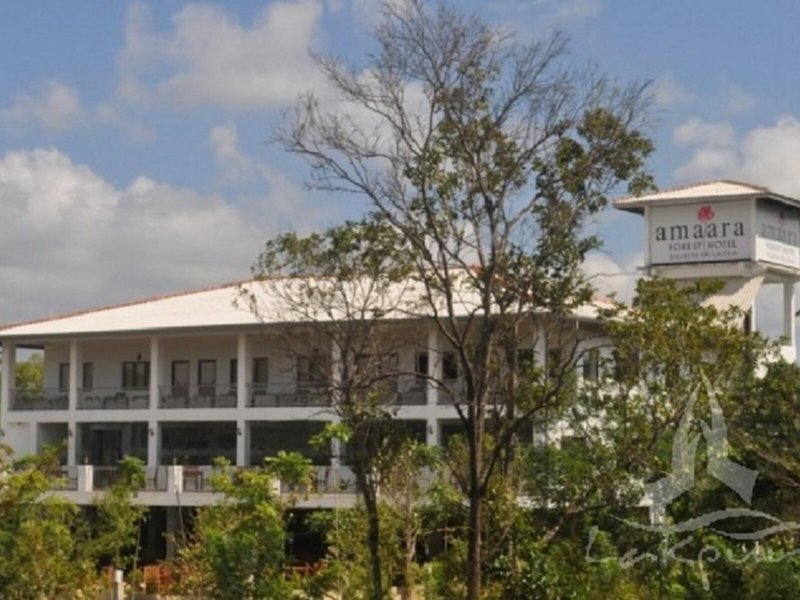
top-left (330, 340), bottom-right (342, 467)
top-left (236, 334), bottom-right (250, 409)
top-left (77, 464), bottom-right (94, 492)
top-left (426, 418), bottom-right (438, 446)
top-left (68, 340), bottom-right (80, 411)
top-left (236, 419), bottom-right (246, 467)
top-left (67, 341), bottom-right (80, 467)
top-left (784, 282), bottom-right (796, 346)
top-left (0, 342), bottom-right (14, 445)
top-left (149, 337), bottom-right (160, 409)
top-left (148, 338), bottom-right (161, 468)
top-left (426, 327), bottom-right (440, 407)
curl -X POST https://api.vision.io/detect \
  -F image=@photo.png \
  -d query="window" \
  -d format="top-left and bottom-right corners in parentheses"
top-left (612, 350), bottom-right (639, 383)
top-left (122, 361), bottom-right (150, 389)
top-left (253, 357), bottom-right (269, 387)
top-left (171, 361), bottom-right (189, 386)
top-left (414, 352), bottom-right (429, 389)
top-left (442, 352), bottom-right (458, 381)
top-left (297, 352), bottom-right (328, 389)
top-left (198, 360), bottom-right (216, 394)
top-left (229, 358), bottom-right (237, 387)
top-left (582, 348), bottom-right (599, 382)
top-left (517, 348), bottom-right (534, 371)
top-left (546, 348), bottom-right (562, 379)
top-left (82, 362), bottom-right (94, 391)
top-left (59, 363), bottom-right (70, 391)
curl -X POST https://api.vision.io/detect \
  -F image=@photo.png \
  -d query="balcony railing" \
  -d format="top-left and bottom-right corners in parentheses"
top-left (78, 387), bottom-right (149, 410)
top-left (394, 389), bottom-right (427, 406)
top-left (9, 388), bottom-right (68, 411)
top-left (159, 385), bottom-right (237, 409)
top-left (249, 385), bottom-right (330, 408)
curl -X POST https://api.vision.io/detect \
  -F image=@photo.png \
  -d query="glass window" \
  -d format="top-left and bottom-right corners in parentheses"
top-left (198, 360), bottom-right (216, 386)
top-left (297, 352), bottom-right (328, 388)
top-left (59, 363), bottom-right (70, 391)
top-left (82, 362), bottom-right (94, 390)
top-left (414, 352), bottom-right (429, 388)
top-left (582, 348), bottom-right (599, 381)
top-left (253, 357), bottom-right (269, 387)
top-left (122, 361), bottom-right (150, 389)
top-left (442, 352), bottom-right (458, 381)
top-left (229, 358), bottom-right (237, 386)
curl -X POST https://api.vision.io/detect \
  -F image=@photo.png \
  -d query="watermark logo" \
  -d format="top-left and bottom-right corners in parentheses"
top-left (586, 379), bottom-right (800, 589)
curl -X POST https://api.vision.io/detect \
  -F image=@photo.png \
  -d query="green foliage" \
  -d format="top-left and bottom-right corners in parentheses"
top-left (88, 455), bottom-right (147, 571)
top-left (14, 353), bottom-right (43, 393)
top-left (0, 445), bottom-right (96, 598)
top-left (176, 455), bottom-right (311, 600)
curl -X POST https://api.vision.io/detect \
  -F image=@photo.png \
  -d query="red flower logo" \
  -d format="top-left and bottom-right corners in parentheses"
top-left (697, 205), bottom-right (715, 222)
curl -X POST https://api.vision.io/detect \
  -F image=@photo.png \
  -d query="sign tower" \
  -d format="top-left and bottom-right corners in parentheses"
top-left (615, 180), bottom-right (800, 362)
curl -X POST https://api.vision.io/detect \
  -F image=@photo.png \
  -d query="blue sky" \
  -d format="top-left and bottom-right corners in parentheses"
top-left (1, 0), bottom-right (799, 324)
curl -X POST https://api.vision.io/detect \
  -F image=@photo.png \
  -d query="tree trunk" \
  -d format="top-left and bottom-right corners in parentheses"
top-left (357, 467), bottom-right (384, 600)
top-left (467, 471), bottom-right (482, 600)
top-left (466, 396), bottom-right (483, 600)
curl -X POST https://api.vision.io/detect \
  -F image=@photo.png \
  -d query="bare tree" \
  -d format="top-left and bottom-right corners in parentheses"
top-left (275, 1), bottom-right (653, 597)
top-left (243, 220), bottom-right (422, 599)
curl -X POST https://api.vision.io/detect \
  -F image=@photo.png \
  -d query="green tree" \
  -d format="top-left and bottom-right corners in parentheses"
top-left (520, 278), bottom-right (775, 597)
top-left (246, 220), bottom-right (421, 600)
top-left (175, 453), bottom-right (311, 600)
top-left (0, 445), bottom-right (96, 598)
top-left (87, 455), bottom-right (147, 571)
top-left (14, 353), bottom-right (43, 394)
top-left (276, 1), bottom-right (653, 597)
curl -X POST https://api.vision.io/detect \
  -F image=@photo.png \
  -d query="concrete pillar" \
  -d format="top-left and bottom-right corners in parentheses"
top-left (149, 337), bottom-right (160, 409)
top-left (1, 342), bottom-right (15, 442)
top-left (68, 340), bottom-right (80, 411)
top-left (784, 282), bottom-right (796, 346)
top-left (330, 340), bottom-right (342, 467)
top-left (236, 334), bottom-right (250, 409)
top-left (236, 419), bottom-right (246, 467)
top-left (167, 465), bottom-right (184, 494)
top-left (77, 464), bottom-right (94, 492)
top-left (426, 327), bottom-right (440, 407)
top-left (147, 422), bottom-right (158, 469)
top-left (426, 418), bottom-right (438, 446)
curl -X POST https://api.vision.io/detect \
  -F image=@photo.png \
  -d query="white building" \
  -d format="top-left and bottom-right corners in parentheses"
top-left (0, 278), bottom-right (606, 514)
top-left (1, 179), bottom-right (797, 558)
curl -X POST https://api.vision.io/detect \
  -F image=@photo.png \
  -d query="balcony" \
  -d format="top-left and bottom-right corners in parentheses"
top-left (159, 385), bottom-right (237, 409)
top-left (78, 388), bottom-right (149, 410)
top-left (394, 388), bottom-right (427, 406)
top-left (9, 388), bottom-right (68, 411)
top-left (55, 464), bottom-right (356, 496)
top-left (249, 385), bottom-right (329, 408)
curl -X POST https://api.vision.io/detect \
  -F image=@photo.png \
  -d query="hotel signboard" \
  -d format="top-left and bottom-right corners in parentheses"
top-left (754, 199), bottom-right (800, 269)
top-left (649, 200), bottom-right (751, 265)
top-left (649, 198), bottom-right (800, 269)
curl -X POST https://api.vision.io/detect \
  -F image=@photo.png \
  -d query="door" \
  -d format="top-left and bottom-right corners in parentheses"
top-left (90, 428), bottom-right (122, 466)
top-left (198, 360), bottom-right (217, 403)
top-left (172, 361), bottom-right (189, 403)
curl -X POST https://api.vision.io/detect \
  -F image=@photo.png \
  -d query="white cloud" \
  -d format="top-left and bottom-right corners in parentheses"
top-left (721, 82), bottom-right (755, 115)
top-left (652, 73), bottom-right (693, 108)
top-left (673, 118), bottom-right (735, 146)
top-left (118, 1), bottom-right (326, 111)
top-left (582, 251), bottom-right (643, 303)
top-left (1, 81), bottom-right (85, 130)
top-left (0, 147), bottom-right (332, 323)
top-left (673, 116), bottom-right (800, 197)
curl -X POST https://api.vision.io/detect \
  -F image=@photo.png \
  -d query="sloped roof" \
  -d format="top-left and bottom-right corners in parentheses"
top-left (615, 180), bottom-right (800, 213)
top-left (0, 277), bottom-right (609, 341)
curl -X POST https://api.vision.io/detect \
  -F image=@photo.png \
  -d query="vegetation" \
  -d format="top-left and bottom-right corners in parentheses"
top-left (4, 3), bottom-right (800, 599)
